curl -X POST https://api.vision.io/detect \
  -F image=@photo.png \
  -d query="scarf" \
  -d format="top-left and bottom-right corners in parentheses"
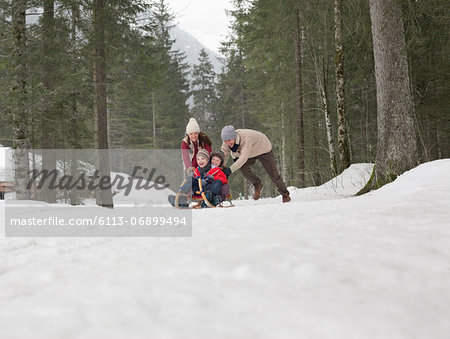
top-left (199, 163), bottom-right (211, 177)
top-left (229, 143), bottom-right (239, 152)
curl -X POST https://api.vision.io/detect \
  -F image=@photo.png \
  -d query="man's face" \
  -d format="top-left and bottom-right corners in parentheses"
top-left (197, 155), bottom-right (208, 168)
top-left (224, 139), bottom-right (235, 148)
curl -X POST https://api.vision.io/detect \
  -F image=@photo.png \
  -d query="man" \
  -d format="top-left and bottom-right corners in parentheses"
top-left (220, 125), bottom-right (291, 203)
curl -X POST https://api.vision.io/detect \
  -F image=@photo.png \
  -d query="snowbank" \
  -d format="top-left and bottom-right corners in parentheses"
top-left (289, 162), bottom-right (374, 198)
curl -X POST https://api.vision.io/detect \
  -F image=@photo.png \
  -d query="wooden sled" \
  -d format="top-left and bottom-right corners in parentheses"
top-left (173, 178), bottom-right (234, 209)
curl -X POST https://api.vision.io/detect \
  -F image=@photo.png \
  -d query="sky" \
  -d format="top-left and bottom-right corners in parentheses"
top-left (166, 0), bottom-right (233, 53)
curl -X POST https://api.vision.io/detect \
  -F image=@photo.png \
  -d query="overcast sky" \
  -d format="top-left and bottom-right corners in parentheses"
top-left (166, 0), bottom-right (233, 54)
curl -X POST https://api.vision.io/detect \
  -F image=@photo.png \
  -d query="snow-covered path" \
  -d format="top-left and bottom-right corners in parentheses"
top-left (1, 160), bottom-right (449, 339)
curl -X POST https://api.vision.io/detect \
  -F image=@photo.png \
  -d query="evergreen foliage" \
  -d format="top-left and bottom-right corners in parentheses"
top-left (0, 0), bottom-right (448, 199)
top-left (214, 0), bottom-right (448, 196)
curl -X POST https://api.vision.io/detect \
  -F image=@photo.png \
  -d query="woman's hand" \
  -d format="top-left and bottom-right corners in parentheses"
top-left (186, 167), bottom-right (195, 176)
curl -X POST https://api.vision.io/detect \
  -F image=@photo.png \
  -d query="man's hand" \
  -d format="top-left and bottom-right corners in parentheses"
top-left (222, 167), bottom-right (232, 177)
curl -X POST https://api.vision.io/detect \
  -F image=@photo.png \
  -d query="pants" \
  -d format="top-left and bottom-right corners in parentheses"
top-left (240, 150), bottom-right (288, 194)
top-left (219, 183), bottom-right (230, 200)
top-left (181, 177), bottom-right (223, 197)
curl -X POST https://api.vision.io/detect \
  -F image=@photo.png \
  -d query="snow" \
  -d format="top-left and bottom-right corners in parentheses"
top-left (1, 148), bottom-right (449, 339)
top-left (0, 147), bottom-right (13, 182)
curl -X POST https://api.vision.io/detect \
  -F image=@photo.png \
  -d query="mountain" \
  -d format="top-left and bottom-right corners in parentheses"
top-left (171, 26), bottom-right (222, 74)
top-left (25, 11), bottom-right (222, 74)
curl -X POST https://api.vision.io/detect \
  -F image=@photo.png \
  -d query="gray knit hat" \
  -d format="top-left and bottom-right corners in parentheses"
top-left (221, 125), bottom-right (237, 141)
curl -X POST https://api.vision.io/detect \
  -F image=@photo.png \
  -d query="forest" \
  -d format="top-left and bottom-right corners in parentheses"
top-left (0, 0), bottom-right (448, 199)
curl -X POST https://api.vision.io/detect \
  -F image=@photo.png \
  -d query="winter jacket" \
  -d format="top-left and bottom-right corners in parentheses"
top-left (220, 129), bottom-right (272, 173)
top-left (181, 136), bottom-right (212, 170)
top-left (193, 165), bottom-right (228, 185)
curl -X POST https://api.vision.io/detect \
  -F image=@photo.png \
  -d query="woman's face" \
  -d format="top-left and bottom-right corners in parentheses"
top-left (189, 132), bottom-right (199, 142)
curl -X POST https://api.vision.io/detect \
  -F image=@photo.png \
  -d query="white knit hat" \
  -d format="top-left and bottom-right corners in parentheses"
top-left (186, 118), bottom-right (200, 134)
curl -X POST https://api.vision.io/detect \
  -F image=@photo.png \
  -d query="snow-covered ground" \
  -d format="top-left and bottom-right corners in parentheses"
top-left (1, 156), bottom-right (449, 339)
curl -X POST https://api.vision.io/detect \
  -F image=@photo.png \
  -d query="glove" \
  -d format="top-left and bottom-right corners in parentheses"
top-left (201, 178), bottom-right (208, 187)
top-left (186, 167), bottom-right (195, 176)
top-left (222, 167), bottom-right (232, 177)
top-left (205, 175), bottom-right (215, 183)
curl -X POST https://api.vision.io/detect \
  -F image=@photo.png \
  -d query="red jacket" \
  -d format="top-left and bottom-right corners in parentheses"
top-left (193, 166), bottom-right (228, 184)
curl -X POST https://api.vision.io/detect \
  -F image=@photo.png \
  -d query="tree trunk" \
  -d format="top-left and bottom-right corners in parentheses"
top-left (369, 0), bottom-right (418, 183)
top-left (312, 107), bottom-right (321, 186)
top-left (69, 3), bottom-right (81, 205)
top-left (365, 81), bottom-right (371, 161)
top-left (334, 0), bottom-right (351, 172)
top-left (427, 112), bottom-right (439, 161)
top-left (238, 48), bottom-right (248, 197)
top-left (11, 0), bottom-right (30, 200)
top-left (294, 7), bottom-right (305, 188)
top-left (280, 102), bottom-right (287, 184)
top-left (317, 61), bottom-right (337, 177)
top-left (152, 91), bottom-right (156, 148)
top-left (41, 0), bottom-right (57, 203)
top-left (93, 0), bottom-right (113, 208)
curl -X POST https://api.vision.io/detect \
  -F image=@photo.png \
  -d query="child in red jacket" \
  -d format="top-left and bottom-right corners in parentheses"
top-left (171, 149), bottom-right (228, 207)
top-left (210, 150), bottom-right (231, 201)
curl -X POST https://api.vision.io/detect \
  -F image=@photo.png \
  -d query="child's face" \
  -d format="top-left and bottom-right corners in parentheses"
top-left (197, 155), bottom-right (208, 168)
top-left (211, 156), bottom-right (221, 167)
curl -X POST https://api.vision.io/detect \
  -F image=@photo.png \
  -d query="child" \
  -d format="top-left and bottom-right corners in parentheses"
top-left (210, 150), bottom-right (225, 170)
top-left (210, 150), bottom-right (231, 201)
top-left (170, 149), bottom-right (227, 207)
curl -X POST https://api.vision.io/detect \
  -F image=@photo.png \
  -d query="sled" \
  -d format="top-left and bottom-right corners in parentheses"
top-left (169, 178), bottom-right (234, 209)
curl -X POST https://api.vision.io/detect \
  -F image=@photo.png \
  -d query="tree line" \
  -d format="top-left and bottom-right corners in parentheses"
top-left (207, 0), bottom-right (448, 195)
top-left (1, 0), bottom-right (448, 202)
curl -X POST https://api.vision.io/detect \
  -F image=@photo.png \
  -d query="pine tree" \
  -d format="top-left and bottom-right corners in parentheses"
top-left (293, 5), bottom-right (305, 188)
top-left (108, 0), bottom-right (189, 150)
top-left (10, 0), bottom-right (30, 199)
top-left (150, 0), bottom-right (189, 148)
top-left (190, 49), bottom-right (218, 136)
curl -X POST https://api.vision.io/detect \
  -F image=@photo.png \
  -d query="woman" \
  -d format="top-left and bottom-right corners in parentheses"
top-left (181, 118), bottom-right (212, 175)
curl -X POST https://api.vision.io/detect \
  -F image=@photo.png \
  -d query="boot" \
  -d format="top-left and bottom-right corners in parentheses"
top-left (212, 195), bottom-right (222, 206)
top-left (202, 192), bottom-right (213, 208)
top-left (168, 194), bottom-right (189, 208)
top-left (253, 183), bottom-right (263, 200)
top-left (282, 192), bottom-right (291, 203)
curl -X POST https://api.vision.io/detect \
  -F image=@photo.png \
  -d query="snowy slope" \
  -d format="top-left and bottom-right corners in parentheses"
top-left (0, 159), bottom-right (449, 339)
